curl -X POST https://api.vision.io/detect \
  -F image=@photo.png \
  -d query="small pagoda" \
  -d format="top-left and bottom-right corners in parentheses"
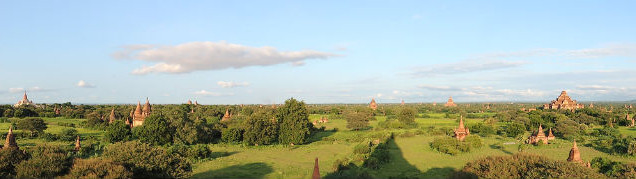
top-left (526, 125), bottom-right (554, 145)
top-left (369, 98), bottom-right (378, 110)
top-left (567, 140), bottom-right (591, 168)
top-left (312, 158), bottom-right (320, 179)
top-left (453, 116), bottom-right (470, 141)
top-left (221, 109), bottom-right (232, 122)
top-left (74, 136), bottom-right (81, 151)
top-left (129, 98), bottom-right (151, 127)
top-left (3, 127), bottom-right (18, 150)
top-left (445, 96), bottom-right (457, 107)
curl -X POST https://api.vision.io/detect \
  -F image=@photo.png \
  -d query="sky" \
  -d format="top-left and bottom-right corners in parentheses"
top-left (1, 0), bottom-right (635, 104)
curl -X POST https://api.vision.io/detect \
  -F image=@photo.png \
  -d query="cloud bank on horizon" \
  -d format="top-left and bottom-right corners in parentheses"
top-left (113, 41), bottom-right (339, 75)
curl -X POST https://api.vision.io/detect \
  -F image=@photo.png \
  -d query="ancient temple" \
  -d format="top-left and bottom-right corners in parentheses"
top-left (221, 109), bottom-right (232, 122)
top-left (445, 96), bottom-right (457, 107)
top-left (589, 102), bottom-right (594, 108)
top-left (194, 101), bottom-right (199, 106)
top-left (187, 100), bottom-right (193, 105)
top-left (312, 158), bottom-right (320, 179)
top-left (3, 127), bottom-right (18, 150)
top-left (526, 125), bottom-right (554, 145)
top-left (567, 140), bottom-right (590, 167)
top-left (129, 98), bottom-right (151, 127)
top-left (543, 91), bottom-right (584, 110)
top-left (401, 99), bottom-right (405, 105)
top-left (547, 128), bottom-right (555, 140)
top-left (453, 116), bottom-right (470, 141)
top-left (369, 98), bottom-right (378, 110)
top-left (14, 91), bottom-right (34, 107)
top-left (109, 108), bottom-right (116, 123)
top-left (74, 136), bottom-right (81, 151)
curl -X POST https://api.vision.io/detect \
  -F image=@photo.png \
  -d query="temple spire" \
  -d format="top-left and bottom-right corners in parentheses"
top-left (23, 91), bottom-right (28, 100)
top-left (134, 101), bottom-right (142, 115)
top-left (458, 115), bottom-right (465, 129)
top-left (567, 140), bottom-right (582, 163)
top-left (312, 157), bottom-right (320, 179)
top-left (3, 126), bottom-right (18, 149)
top-left (74, 136), bottom-right (81, 151)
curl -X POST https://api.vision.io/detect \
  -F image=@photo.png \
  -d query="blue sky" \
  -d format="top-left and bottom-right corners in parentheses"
top-left (1, 0), bottom-right (635, 104)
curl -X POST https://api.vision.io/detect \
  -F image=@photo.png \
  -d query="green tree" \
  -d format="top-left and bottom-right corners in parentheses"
top-left (462, 153), bottom-right (605, 178)
top-left (344, 109), bottom-right (372, 130)
top-left (502, 123), bottom-right (525, 138)
top-left (397, 107), bottom-right (416, 125)
top-left (16, 117), bottom-right (47, 136)
top-left (103, 141), bottom-right (192, 178)
top-left (132, 114), bottom-right (173, 145)
top-left (276, 98), bottom-right (311, 145)
top-left (65, 158), bottom-right (132, 179)
top-left (15, 145), bottom-right (72, 178)
top-left (13, 107), bottom-right (37, 118)
top-left (104, 121), bottom-right (132, 143)
top-left (0, 148), bottom-right (29, 177)
top-left (243, 109), bottom-right (279, 145)
top-left (59, 128), bottom-right (78, 141)
top-left (221, 127), bottom-right (244, 143)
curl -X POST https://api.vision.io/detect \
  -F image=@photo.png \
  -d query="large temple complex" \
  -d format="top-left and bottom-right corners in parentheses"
top-left (445, 96), bottom-right (457, 107)
top-left (14, 91), bottom-right (34, 107)
top-left (544, 91), bottom-right (584, 110)
top-left (127, 98), bottom-right (152, 127)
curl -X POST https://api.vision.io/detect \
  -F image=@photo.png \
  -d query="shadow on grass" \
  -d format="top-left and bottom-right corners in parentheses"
top-left (307, 130), bottom-right (336, 143)
top-left (489, 144), bottom-right (512, 154)
top-left (210, 151), bottom-right (239, 159)
top-left (191, 162), bottom-right (273, 179)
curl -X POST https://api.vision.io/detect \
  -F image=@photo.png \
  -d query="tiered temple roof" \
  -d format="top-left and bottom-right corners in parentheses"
top-left (527, 125), bottom-right (554, 145)
top-left (453, 116), bottom-right (470, 141)
top-left (445, 96), bottom-right (457, 107)
top-left (369, 98), bottom-right (378, 110)
top-left (543, 91), bottom-right (584, 110)
top-left (14, 91), bottom-right (34, 107)
top-left (129, 98), bottom-right (151, 127)
top-left (3, 127), bottom-right (18, 150)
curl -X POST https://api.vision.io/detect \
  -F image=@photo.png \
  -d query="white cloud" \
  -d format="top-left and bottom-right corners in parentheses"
top-left (217, 81), bottom-right (250, 88)
top-left (113, 41), bottom-right (339, 75)
top-left (194, 90), bottom-right (234, 97)
top-left (8, 87), bottom-right (52, 93)
top-left (411, 60), bottom-right (526, 77)
top-left (77, 80), bottom-right (96, 88)
top-left (475, 44), bottom-right (636, 59)
top-left (417, 84), bottom-right (462, 91)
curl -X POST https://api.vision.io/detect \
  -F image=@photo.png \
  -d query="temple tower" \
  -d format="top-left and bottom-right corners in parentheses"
top-left (312, 158), bottom-right (320, 179)
top-left (567, 140), bottom-right (582, 163)
top-left (445, 96), bottom-right (457, 107)
top-left (109, 107), bottom-right (116, 123)
top-left (222, 109), bottom-right (232, 122)
top-left (547, 128), bottom-right (555, 140)
top-left (3, 127), bottom-right (18, 150)
top-left (453, 116), bottom-right (470, 141)
top-left (369, 98), bottom-right (378, 110)
top-left (74, 136), bottom-right (81, 151)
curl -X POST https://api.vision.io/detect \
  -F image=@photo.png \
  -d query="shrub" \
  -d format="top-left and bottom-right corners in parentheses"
top-left (60, 128), bottom-right (78, 141)
top-left (430, 136), bottom-right (483, 155)
top-left (168, 144), bottom-right (212, 161)
top-left (41, 132), bottom-right (59, 141)
top-left (591, 157), bottom-right (636, 178)
top-left (58, 122), bottom-right (75, 127)
top-left (501, 123), bottom-right (525, 138)
top-left (104, 120), bottom-right (132, 143)
top-left (0, 148), bottom-right (29, 177)
top-left (397, 107), bottom-right (416, 125)
top-left (16, 117), bottom-right (47, 136)
top-left (277, 98), bottom-right (311, 145)
top-left (462, 153), bottom-right (605, 178)
top-left (470, 123), bottom-right (495, 137)
top-left (353, 143), bottom-right (371, 154)
top-left (243, 109), bottom-right (279, 145)
top-left (103, 141), bottom-right (192, 178)
top-left (66, 158), bottom-right (132, 179)
top-left (16, 145), bottom-right (72, 178)
top-left (132, 114), bottom-right (173, 145)
top-left (222, 127), bottom-right (244, 143)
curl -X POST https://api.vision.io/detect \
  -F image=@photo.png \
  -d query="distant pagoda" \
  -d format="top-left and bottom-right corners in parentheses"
top-left (369, 98), bottom-right (378, 110)
top-left (109, 107), bottom-right (117, 123)
top-left (567, 140), bottom-right (591, 168)
top-left (543, 91), bottom-right (584, 110)
top-left (453, 116), bottom-right (470, 141)
top-left (14, 91), bottom-right (34, 107)
top-left (445, 96), bottom-right (457, 107)
top-left (221, 109), bottom-right (232, 122)
top-left (74, 136), bottom-right (81, 151)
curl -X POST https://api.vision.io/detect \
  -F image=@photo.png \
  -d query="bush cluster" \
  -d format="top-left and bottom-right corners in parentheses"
top-left (430, 136), bottom-right (483, 155)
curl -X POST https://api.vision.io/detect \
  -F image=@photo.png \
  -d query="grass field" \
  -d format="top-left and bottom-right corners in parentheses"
top-left (2, 115), bottom-right (635, 178)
